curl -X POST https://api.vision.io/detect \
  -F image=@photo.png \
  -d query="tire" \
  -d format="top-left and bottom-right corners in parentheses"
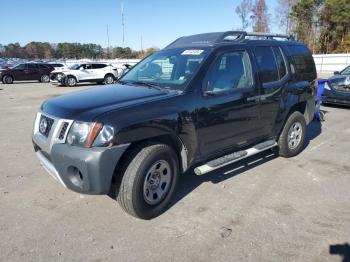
top-left (40, 74), bottom-right (50, 83)
top-left (2, 75), bottom-right (13, 84)
top-left (117, 143), bottom-right (179, 219)
top-left (104, 74), bottom-right (115, 85)
top-left (65, 76), bottom-right (77, 87)
top-left (276, 111), bottom-right (307, 158)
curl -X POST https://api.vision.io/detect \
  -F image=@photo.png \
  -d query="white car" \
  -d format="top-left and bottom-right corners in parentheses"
top-left (57, 63), bottom-right (119, 86)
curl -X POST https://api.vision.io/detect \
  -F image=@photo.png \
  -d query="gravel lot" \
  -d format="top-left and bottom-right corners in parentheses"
top-left (0, 82), bottom-right (349, 262)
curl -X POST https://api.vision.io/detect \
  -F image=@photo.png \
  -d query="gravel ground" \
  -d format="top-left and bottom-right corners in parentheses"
top-left (0, 81), bottom-right (349, 262)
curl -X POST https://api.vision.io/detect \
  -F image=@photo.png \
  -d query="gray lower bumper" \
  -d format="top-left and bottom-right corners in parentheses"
top-left (35, 143), bottom-right (129, 194)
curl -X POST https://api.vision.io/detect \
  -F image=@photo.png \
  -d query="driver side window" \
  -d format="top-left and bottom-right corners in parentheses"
top-left (204, 50), bottom-right (253, 93)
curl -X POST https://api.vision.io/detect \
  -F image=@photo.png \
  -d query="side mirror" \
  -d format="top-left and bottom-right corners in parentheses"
top-left (80, 67), bottom-right (85, 71)
top-left (334, 71), bottom-right (340, 75)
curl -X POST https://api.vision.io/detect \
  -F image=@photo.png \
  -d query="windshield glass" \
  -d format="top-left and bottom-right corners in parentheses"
top-left (69, 64), bottom-right (81, 70)
top-left (121, 48), bottom-right (210, 90)
top-left (341, 66), bottom-right (350, 75)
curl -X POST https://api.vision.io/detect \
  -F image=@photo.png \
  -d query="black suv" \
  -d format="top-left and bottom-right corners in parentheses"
top-left (32, 32), bottom-right (317, 219)
top-left (0, 63), bottom-right (54, 84)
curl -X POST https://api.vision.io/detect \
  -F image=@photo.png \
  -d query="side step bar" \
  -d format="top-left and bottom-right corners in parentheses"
top-left (194, 140), bottom-right (277, 176)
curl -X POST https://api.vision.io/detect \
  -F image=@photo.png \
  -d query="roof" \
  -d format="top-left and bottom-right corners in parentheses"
top-left (165, 31), bottom-right (300, 49)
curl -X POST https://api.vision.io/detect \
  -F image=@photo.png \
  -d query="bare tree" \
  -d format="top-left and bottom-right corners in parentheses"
top-left (235, 0), bottom-right (253, 31)
top-left (251, 0), bottom-right (270, 33)
top-left (275, 0), bottom-right (299, 34)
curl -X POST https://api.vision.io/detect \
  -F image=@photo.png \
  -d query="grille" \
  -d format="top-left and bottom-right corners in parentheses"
top-left (39, 115), bottom-right (54, 137)
top-left (330, 83), bottom-right (350, 93)
top-left (59, 122), bottom-right (69, 140)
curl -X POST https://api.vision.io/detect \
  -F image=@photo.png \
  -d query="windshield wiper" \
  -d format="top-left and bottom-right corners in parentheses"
top-left (130, 81), bottom-right (165, 91)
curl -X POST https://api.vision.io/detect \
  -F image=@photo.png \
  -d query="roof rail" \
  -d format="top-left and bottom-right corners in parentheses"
top-left (219, 31), bottom-right (295, 42)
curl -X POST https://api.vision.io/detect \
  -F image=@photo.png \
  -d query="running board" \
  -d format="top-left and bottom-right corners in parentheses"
top-left (194, 140), bottom-right (277, 176)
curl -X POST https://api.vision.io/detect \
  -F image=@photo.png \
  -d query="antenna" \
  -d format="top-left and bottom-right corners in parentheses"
top-left (121, 1), bottom-right (125, 48)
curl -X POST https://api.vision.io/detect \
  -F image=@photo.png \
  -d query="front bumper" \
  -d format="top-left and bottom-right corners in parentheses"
top-left (322, 89), bottom-right (350, 105)
top-left (32, 111), bottom-right (129, 194)
top-left (33, 143), bottom-right (129, 194)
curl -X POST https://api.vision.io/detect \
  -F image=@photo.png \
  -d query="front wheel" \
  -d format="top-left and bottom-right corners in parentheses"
top-left (2, 75), bottom-right (13, 84)
top-left (276, 111), bottom-right (307, 158)
top-left (117, 143), bottom-right (179, 219)
top-left (65, 76), bottom-right (77, 87)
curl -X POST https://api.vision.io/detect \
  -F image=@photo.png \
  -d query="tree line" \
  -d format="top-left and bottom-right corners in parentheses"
top-left (0, 42), bottom-right (159, 59)
top-left (236, 0), bottom-right (350, 53)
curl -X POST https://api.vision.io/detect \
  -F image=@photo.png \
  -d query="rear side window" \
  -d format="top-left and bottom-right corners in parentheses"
top-left (92, 64), bottom-right (107, 69)
top-left (287, 45), bottom-right (316, 81)
top-left (39, 64), bottom-right (49, 69)
top-left (28, 64), bottom-right (38, 69)
top-left (254, 47), bottom-right (279, 84)
top-left (272, 47), bottom-right (287, 79)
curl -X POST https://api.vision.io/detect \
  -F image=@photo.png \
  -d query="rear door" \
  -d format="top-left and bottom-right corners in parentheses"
top-left (25, 63), bottom-right (40, 80)
top-left (91, 64), bottom-right (107, 80)
top-left (253, 45), bottom-right (289, 137)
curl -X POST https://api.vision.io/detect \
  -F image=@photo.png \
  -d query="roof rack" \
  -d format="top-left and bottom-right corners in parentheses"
top-left (164, 31), bottom-right (295, 49)
top-left (219, 31), bottom-right (295, 42)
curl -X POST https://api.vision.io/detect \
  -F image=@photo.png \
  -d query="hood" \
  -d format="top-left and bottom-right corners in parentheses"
top-left (41, 84), bottom-right (178, 121)
top-left (328, 74), bottom-right (349, 82)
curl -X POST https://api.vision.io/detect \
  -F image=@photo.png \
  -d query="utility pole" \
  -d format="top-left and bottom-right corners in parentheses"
top-left (121, 1), bottom-right (125, 48)
top-left (141, 34), bottom-right (144, 57)
top-left (106, 24), bottom-right (110, 58)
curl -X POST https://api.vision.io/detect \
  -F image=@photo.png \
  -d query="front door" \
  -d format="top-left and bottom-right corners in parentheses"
top-left (12, 64), bottom-right (27, 81)
top-left (196, 49), bottom-right (260, 156)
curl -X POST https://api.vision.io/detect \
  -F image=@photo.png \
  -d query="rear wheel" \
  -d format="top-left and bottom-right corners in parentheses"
top-left (104, 74), bottom-right (115, 85)
top-left (40, 74), bottom-right (50, 83)
top-left (2, 75), bottom-right (13, 84)
top-left (117, 143), bottom-right (179, 219)
top-left (276, 111), bottom-right (306, 158)
top-left (65, 76), bottom-right (77, 87)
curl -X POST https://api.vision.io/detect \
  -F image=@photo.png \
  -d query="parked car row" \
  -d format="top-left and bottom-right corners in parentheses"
top-left (0, 61), bottom-right (134, 86)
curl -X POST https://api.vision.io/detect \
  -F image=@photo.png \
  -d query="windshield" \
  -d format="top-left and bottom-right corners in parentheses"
top-left (341, 66), bottom-right (350, 75)
top-left (121, 48), bottom-right (210, 90)
top-left (69, 64), bottom-right (81, 70)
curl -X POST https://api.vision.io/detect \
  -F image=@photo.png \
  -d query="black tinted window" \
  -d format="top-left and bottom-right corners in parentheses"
top-left (272, 47), bottom-right (287, 79)
top-left (14, 64), bottom-right (26, 70)
top-left (39, 64), bottom-right (48, 69)
top-left (92, 64), bottom-right (107, 69)
top-left (28, 64), bottom-right (38, 69)
top-left (287, 45), bottom-right (316, 81)
top-left (254, 47), bottom-right (279, 83)
top-left (204, 50), bottom-right (253, 93)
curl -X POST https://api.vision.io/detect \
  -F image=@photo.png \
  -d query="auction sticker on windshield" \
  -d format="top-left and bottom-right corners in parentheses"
top-left (182, 50), bottom-right (204, 55)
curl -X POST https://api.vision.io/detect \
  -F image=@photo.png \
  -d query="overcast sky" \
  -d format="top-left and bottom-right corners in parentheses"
top-left (0, 0), bottom-right (279, 50)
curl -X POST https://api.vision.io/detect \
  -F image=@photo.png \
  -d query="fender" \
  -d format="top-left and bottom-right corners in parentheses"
top-left (98, 94), bottom-right (200, 172)
top-left (273, 81), bottom-right (315, 137)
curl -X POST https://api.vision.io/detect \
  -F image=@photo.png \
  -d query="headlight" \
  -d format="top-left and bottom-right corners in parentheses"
top-left (324, 81), bottom-right (331, 90)
top-left (345, 77), bottom-right (350, 86)
top-left (57, 73), bottom-right (63, 80)
top-left (92, 125), bottom-right (115, 147)
top-left (66, 121), bottom-right (114, 148)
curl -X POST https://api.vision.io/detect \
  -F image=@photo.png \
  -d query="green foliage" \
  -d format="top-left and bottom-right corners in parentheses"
top-left (319, 0), bottom-right (350, 53)
top-left (0, 42), bottom-right (158, 59)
